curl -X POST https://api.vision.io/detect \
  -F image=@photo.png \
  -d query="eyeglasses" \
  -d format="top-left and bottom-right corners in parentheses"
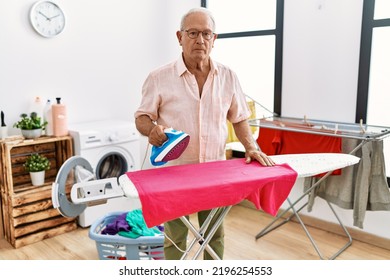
top-left (183, 29), bottom-right (215, 40)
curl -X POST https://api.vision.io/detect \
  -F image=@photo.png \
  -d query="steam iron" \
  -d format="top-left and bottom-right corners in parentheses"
top-left (150, 128), bottom-right (190, 166)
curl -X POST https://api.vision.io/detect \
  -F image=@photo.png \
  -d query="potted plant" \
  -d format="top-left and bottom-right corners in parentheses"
top-left (13, 112), bottom-right (47, 139)
top-left (24, 153), bottom-right (51, 186)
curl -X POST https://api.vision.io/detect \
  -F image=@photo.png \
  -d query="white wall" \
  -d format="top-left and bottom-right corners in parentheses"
top-left (282, 0), bottom-right (390, 239)
top-left (0, 0), bottom-right (197, 133)
top-left (0, 0), bottom-right (198, 171)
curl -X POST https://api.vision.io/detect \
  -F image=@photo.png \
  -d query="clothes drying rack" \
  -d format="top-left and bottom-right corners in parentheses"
top-left (249, 116), bottom-right (390, 260)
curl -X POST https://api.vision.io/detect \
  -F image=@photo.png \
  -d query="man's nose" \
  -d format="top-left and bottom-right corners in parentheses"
top-left (196, 33), bottom-right (205, 44)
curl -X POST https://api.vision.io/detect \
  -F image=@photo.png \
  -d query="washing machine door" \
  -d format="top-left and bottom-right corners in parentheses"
top-left (95, 151), bottom-right (128, 179)
top-left (52, 156), bottom-right (92, 217)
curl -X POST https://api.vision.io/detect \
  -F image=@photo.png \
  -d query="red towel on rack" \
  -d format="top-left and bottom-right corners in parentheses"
top-left (257, 128), bottom-right (342, 175)
top-left (126, 159), bottom-right (298, 227)
top-left (257, 128), bottom-right (342, 154)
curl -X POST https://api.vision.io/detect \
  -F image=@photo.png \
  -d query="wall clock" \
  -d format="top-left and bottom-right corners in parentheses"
top-left (29, 1), bottom-right (66, 38)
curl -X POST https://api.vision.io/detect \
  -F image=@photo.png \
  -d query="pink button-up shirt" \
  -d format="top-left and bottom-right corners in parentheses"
top-left (135, 55), bottom-right (250, 165)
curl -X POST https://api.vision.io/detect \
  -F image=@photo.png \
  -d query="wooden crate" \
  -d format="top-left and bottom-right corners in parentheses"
top-left (0, 145), bottom-right (4, 239)
top-left (0, 136), bottom-right (77, 248)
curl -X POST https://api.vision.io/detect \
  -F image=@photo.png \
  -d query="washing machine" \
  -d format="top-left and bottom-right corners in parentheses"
top-left (68, 119), bottom-right (141, 227)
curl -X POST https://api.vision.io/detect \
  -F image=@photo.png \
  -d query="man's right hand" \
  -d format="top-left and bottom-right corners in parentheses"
top-left (135, 115), bottom-right (168, 147)
top-left (148, 125), bottom-right (168, 147)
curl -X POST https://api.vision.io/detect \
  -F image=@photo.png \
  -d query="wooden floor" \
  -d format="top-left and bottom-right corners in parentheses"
top-left (1, 205), bottom-right (389, 260)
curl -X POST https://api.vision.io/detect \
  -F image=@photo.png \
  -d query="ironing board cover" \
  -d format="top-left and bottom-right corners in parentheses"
top-left (269, 153), bottom-right (360, 178)
top-left (125, 159), bottom-right (298, 227)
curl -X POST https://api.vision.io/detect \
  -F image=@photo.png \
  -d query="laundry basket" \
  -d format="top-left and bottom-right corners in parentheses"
top-left (89, 211), bottom-right (165, 260)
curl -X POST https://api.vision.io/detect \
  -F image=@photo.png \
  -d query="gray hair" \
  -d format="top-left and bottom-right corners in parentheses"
top-left (180, 7), bottom-right (216, 32)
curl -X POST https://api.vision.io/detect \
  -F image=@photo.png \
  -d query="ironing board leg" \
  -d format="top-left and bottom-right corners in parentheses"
top-left (255, 164), bottom-right (356, 259)
top-left (191, 206), bottom-right (232, 260)
top-left (179, 206), bottom-right (232, 260)
top-left (326, 201), bottom-right (353, 260)
top-left (179, 208), bottom-right (222, 260)
top-left (287, 197), bottom-right (326, 259)
top-left (255, 171), bottom-right (330, 240)
top-left (255, 201), bottom-right (308, 239)
top-left (287, 197), bottom-right (352, 260)
top-left (256, 191), bottom-right (353, 259)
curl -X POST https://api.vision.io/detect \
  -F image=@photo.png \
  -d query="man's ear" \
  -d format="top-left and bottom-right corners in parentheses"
top-left (176, 30), bottom-right (183, 45)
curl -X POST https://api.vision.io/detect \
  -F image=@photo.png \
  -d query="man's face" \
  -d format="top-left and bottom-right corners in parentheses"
top-left (177, 12), bottom-right (217, 63)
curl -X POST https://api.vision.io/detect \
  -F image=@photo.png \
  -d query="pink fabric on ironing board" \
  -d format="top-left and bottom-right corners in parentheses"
top-left (126, 159), bottom-right (298, 227)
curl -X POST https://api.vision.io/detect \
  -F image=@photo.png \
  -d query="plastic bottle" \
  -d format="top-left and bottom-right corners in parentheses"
top-left (52, 97), bottom-right (68, 136)
top-left (43, 99), bottom-right (53, 136)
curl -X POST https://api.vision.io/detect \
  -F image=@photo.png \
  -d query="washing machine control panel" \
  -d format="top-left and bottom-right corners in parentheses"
top-left (69, 120), bottom-right (139, 152)
top-left (79, 130), bottom-right (137, 149)
top-left (108, 133), bottom-right (119, 142)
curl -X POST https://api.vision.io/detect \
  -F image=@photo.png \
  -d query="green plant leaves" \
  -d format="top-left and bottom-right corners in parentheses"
top-left (24, 153), bottom-right (50, 172)
top-left (13, 112), bottom-right (47, 130)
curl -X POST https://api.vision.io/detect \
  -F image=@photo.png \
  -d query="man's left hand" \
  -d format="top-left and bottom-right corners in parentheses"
top-left (245, 150), bottom-right (275, 166)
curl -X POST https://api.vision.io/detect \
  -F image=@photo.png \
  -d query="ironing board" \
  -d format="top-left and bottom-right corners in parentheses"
top-left (52, 153), bottom-right (360, 260)
top-left (118, 154), bottom-right (358, 260)
top-left (249, 116), bottom-right (390, 260)
top-left (120, 159), bottom-right (298, 260)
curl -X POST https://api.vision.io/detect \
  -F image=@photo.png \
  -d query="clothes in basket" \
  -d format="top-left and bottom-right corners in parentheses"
top-left (89, 210), bottom-right (164, 260)
top-left (101, 209), bottom-right (163, 238)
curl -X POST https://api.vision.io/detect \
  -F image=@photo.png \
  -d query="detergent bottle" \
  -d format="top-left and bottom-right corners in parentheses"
top-left (43, 99), bottom-right (53, 136)
top-left (52, 97), bottom-right (68, 136)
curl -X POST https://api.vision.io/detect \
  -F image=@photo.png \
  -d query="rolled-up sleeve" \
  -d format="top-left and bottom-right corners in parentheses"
top-left (227, 71), bottom-right (251, 124)
top-left (134, 73), bottom-right (160, 122)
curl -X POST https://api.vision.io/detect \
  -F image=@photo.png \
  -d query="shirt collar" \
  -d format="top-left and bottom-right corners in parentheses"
top-left (176, 53), bottom-right (218, 76)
